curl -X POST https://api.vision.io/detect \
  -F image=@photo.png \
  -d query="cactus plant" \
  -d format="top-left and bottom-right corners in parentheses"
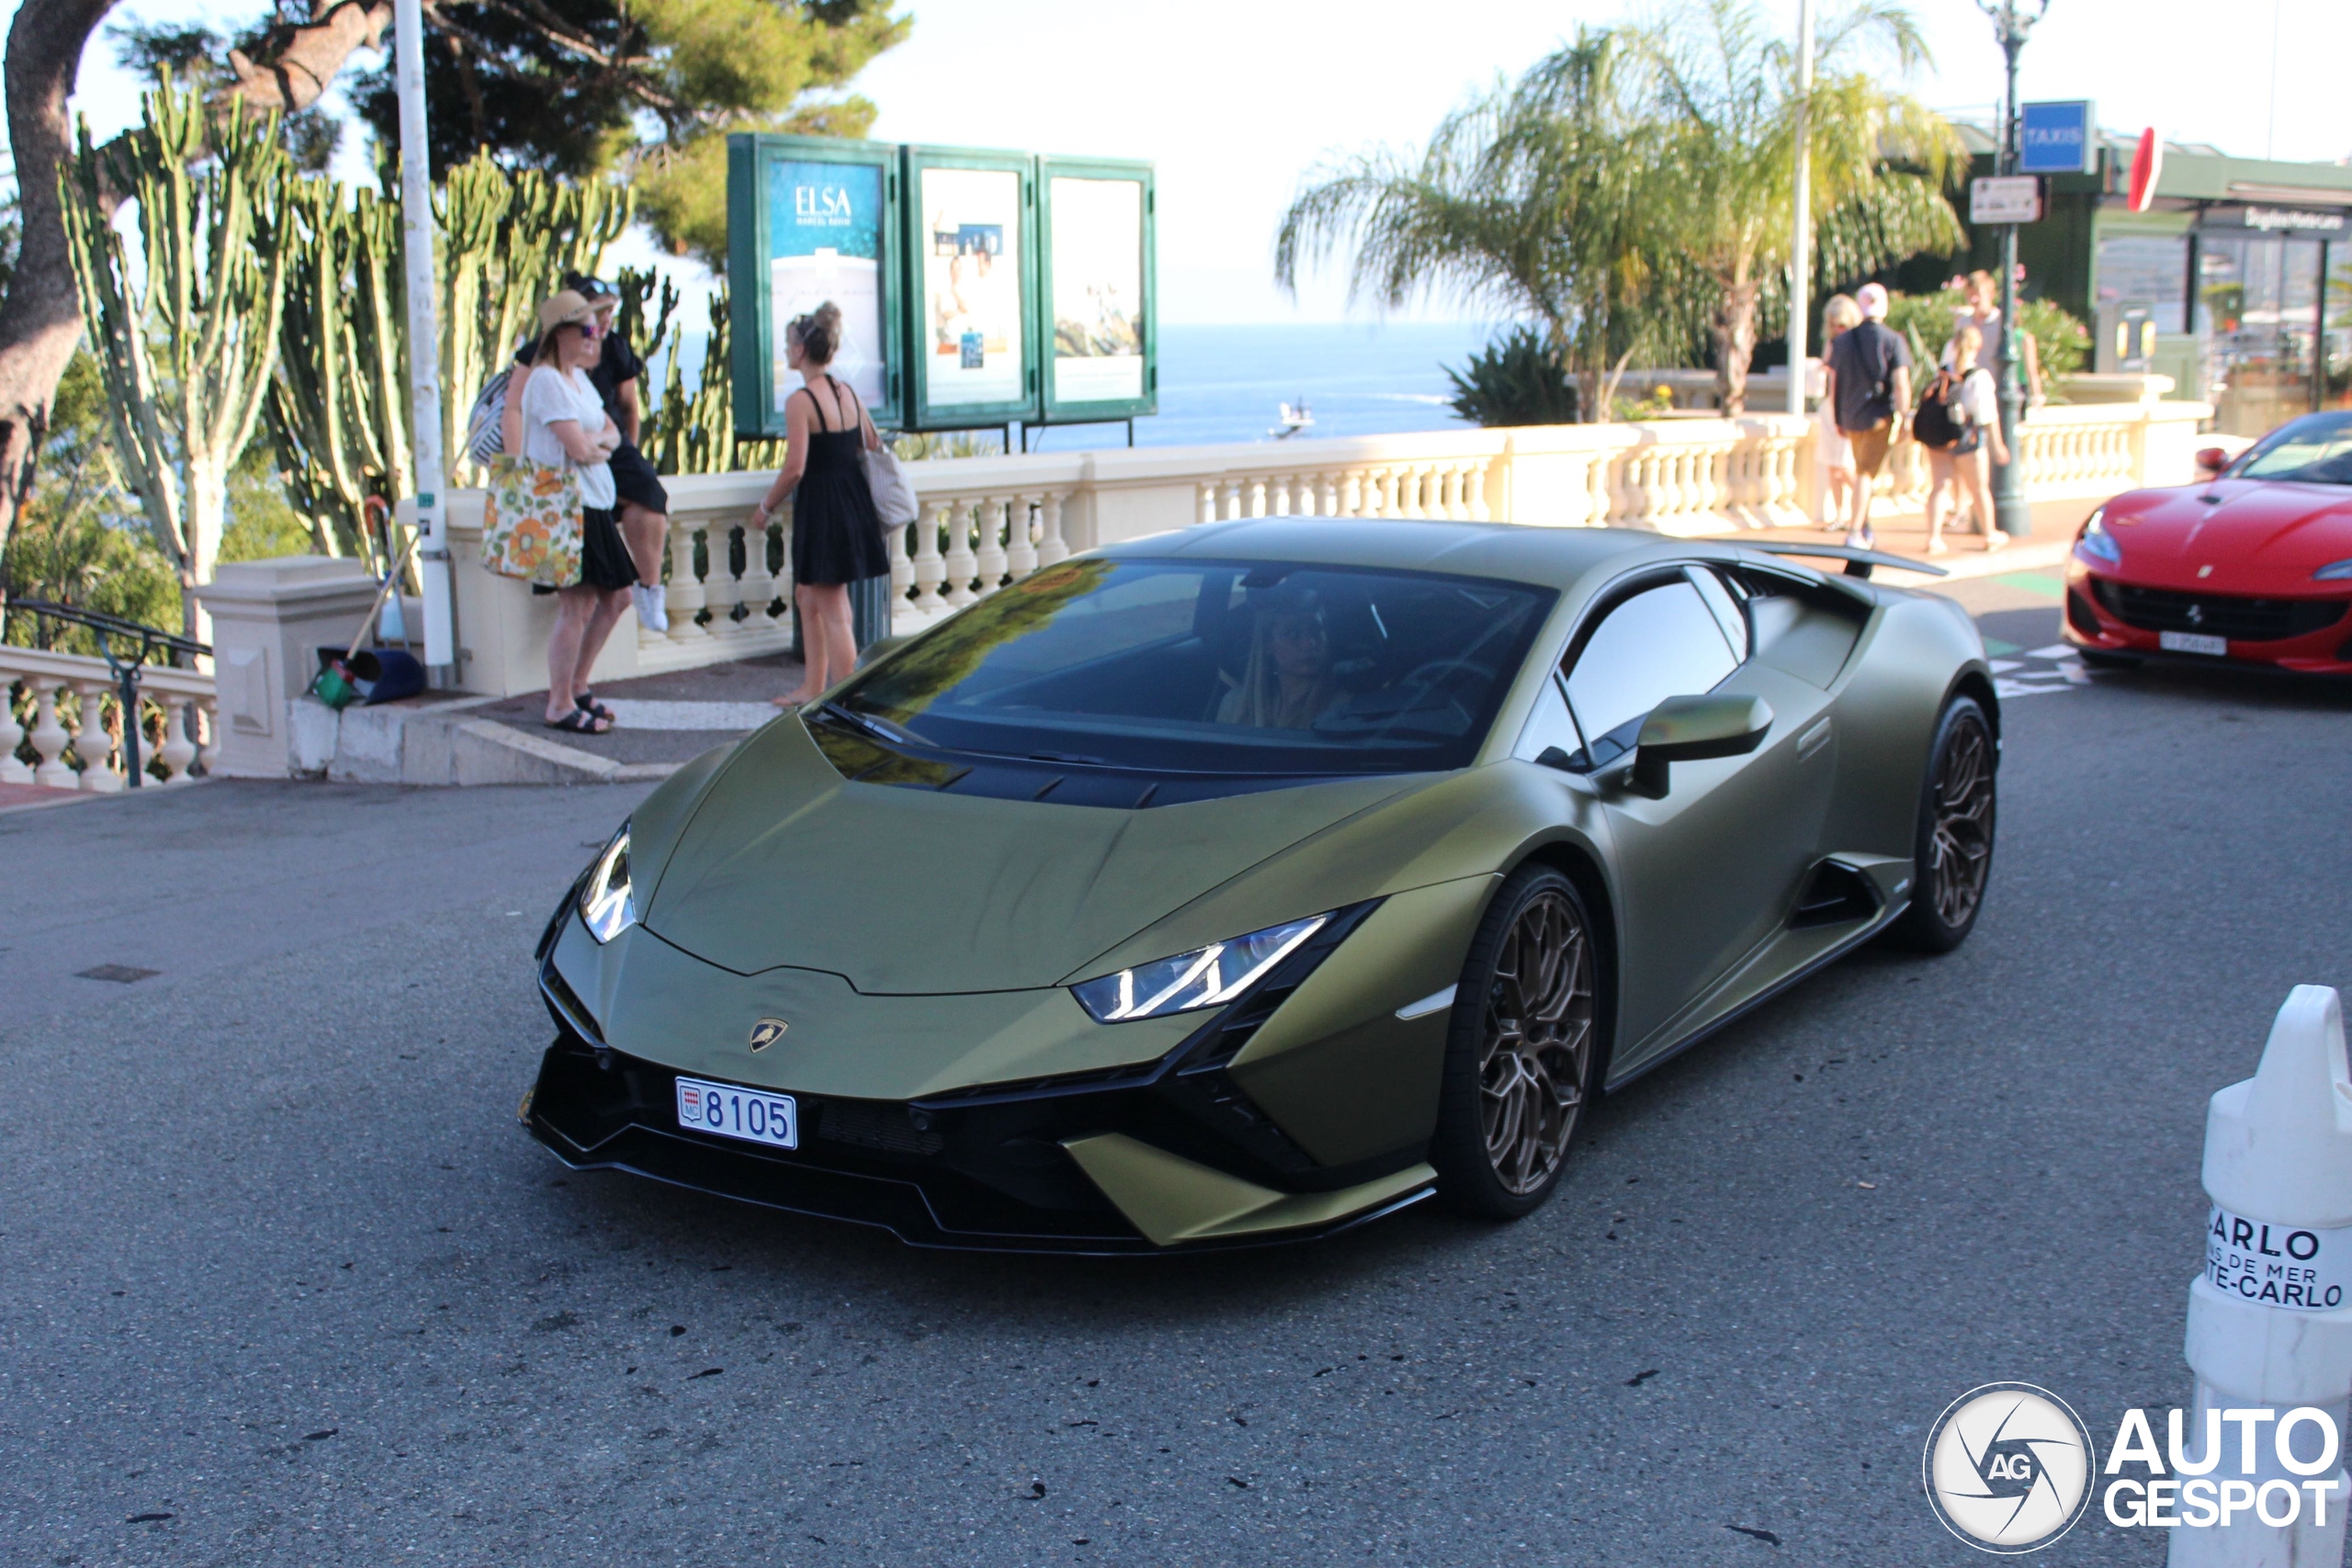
top-left (643, 284), bottom-right (786, 478)
top-left (265, 180), bottom-right (412, 565)
top-left (61, 78), bottom-right (291, 640)
top-left (265, 156), bottom-right (635, 564)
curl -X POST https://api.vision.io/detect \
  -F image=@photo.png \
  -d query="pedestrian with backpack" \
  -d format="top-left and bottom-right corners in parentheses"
top-left (1824, 281), bottom-right (1913, 550)
top-left (1917, 322), bottom-right (2009, 556)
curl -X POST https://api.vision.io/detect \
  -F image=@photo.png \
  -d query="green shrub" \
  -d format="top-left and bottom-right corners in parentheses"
top-left (1883, 286), bottom-right (2090, 384)
top-left (1445, 327), bottom-right (1581, 427)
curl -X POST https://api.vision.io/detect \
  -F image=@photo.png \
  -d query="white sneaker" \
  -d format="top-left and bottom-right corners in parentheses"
top-left (632, 582), bottom-right (669, 634)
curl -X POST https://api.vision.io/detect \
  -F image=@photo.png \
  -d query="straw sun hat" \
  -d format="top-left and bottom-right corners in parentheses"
top-left (537, 289), bottom-right (598, 333)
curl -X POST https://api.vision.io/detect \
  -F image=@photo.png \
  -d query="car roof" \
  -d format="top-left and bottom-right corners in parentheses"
top-left (1093, 517), bottom-right (1737, 591)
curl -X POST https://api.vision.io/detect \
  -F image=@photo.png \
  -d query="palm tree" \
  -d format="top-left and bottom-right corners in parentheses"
top-left (1275, 31), bottom-right (1702, 421)
top-left (1622, 0), bottom-right (1966, 412)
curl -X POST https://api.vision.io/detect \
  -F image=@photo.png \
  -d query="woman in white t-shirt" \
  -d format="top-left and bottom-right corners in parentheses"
top-left (1924, 321), bottom-right (2010, 556)
top-left (523, 290), bottom-right (636, 732)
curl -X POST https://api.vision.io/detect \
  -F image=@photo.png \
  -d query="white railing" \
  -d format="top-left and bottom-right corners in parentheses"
top-left (411, 398), bottom-right (2210, 698)
top-left (2, 645), bottom-right (218, 791)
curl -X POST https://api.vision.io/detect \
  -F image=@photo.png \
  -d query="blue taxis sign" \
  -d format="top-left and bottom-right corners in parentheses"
top-left (2021, 101), bottom-right (2098, 175)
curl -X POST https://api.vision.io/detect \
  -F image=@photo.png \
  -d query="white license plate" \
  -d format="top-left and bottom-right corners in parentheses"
top-left (2160, 630), bottom-right (2230, 657)
top-left (674, 1076), bottom-right (797, 1149)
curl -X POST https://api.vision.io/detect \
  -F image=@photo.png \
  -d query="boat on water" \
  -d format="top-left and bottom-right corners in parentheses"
top-left (1268, 400), bottom-right (1314, 439)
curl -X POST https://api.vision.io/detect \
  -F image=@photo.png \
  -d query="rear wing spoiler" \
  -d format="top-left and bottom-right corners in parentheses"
top-left (1738, 542), bottom-right (1949, 581)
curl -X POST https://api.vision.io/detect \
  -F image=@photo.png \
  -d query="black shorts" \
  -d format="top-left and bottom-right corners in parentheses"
top-left (608, 442), bottom-right (669, 515)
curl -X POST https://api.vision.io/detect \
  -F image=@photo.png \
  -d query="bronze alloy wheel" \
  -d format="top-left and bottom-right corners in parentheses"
top-left (1925, 712), bottom-right (1995, 929)
top-left (1476, 886), bottom-right (1597, 1197)
top-left (1892, 694), bottom-right (1996, 953)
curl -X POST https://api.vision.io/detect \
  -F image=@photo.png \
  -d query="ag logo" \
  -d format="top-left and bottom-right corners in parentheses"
top-left (748, 1017), bottom-right (789, 1053)
top-left (1923, 1382), bottom-right (2096, 1553)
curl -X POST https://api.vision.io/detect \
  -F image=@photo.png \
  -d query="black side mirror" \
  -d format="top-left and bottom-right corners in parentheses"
top-left (1534, 745), bottom-right (1577, 773)
top-left (1627, 694), bottom-right (1774, 797)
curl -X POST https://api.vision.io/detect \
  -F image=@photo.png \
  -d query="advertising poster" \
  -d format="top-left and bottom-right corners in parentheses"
top-left (766, 158), bottom-right (886, 412)
top-left (1049, 176), bottom-right (1145, 405)
top-left (919, 166), bottom-right (1024, 409)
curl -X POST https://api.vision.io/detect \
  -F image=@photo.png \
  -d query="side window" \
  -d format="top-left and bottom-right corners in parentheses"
top-left (1561, 579), bottom-right (1738, 769)
top-left (1510, 672), bottom-right (1583, 763)
top-left (1689, 567), bottom-right (1749, 663)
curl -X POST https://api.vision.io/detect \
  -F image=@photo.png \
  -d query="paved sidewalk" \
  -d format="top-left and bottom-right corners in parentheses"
top-left (1704, 494), bottom-right (2095, 583)
top-left (0, 780), bottom-right (101, 815)
top-left (469, 649), bottom-right (807, 768)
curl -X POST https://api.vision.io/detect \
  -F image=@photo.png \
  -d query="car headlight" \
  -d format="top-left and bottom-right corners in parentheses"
top-left (1072, 912), bottom-right (1331, 1023)
top-left (578, 823), bottom-right (636, 944)
top-left (2314, 558), bottom-right (2352, 581)
top-left (2075, 507), bottom-right (2122, 567)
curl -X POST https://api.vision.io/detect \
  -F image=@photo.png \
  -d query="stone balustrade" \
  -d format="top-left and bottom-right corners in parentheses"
top-left (358, 394), bottom-right (2196, 700)
top-left (0, 398), bottom-right (2210, 792)
top-left (1, 645), bottom-right (218, 791)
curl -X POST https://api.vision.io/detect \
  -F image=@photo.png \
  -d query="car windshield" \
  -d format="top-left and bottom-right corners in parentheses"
top-left (832, 559), bottom-right (1553, 776)
top-left (2236, 413), bottom-right (2352, 485)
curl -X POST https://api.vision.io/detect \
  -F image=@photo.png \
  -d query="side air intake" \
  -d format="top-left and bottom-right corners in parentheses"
top-left (1790, 860), bottom-right (1883, 929)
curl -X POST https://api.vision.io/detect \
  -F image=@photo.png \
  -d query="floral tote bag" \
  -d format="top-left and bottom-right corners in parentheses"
top-left (481, 456), bottom-right (582, 587)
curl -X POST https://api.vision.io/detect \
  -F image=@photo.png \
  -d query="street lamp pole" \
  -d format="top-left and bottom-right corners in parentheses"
top-left (1977, 0), bottom-right (2050, 540)
top-left (1785, 0), bottom-right (1815, 418)
top-left (394, 0), bottom-right (454, 685)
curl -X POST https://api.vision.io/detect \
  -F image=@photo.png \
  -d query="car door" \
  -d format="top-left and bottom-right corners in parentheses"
top-left (1557, 568), bottom-right (1839, 1070)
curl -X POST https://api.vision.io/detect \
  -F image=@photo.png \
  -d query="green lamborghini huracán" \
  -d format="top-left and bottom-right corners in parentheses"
top-left (526, 519), bottom-right (1995, 1252)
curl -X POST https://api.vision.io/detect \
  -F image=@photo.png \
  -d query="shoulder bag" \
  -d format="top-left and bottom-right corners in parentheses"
top-left (481, 455), bottom-right (583, 587)
top-left (854, 400), bottom-right (921, 527)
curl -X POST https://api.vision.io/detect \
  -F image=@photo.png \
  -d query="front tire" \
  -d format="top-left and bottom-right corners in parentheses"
top-left (1432, 866), bottom-right (1600, 1219)
top-left (1888, 694), bottom-right (1996, 953)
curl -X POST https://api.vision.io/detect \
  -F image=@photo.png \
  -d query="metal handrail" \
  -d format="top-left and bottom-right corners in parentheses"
top-left (11, 600), bottom-right (210, 788)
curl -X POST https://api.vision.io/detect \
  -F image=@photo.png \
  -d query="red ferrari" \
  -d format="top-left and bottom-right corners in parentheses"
top-left (2064, 410), bottom-right (2352, 674)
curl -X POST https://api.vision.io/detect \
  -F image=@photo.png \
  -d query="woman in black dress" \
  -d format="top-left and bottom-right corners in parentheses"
top-left (752, 302), bottom-right (888, 707)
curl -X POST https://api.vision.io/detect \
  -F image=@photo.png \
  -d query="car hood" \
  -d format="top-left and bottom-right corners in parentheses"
top-left (639, 716), bottom-right (1422, 994)
top-left (2104, 480), bottom-right (2352, 592)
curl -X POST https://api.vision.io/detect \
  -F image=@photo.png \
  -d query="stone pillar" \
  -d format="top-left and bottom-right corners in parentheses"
top-left (194, 556), bottom-right (381, 778)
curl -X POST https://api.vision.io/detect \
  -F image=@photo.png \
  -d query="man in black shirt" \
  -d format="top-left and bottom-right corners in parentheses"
top-left (1825, 281), bottom-right (1912, 549)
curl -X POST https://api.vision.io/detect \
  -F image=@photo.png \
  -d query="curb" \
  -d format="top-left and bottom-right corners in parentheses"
top-left (289, 695), bottom-right (688, 785)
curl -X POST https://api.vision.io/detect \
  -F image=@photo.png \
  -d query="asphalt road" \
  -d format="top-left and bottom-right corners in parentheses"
top-left (6, 587), bottom-right (2351, 1568)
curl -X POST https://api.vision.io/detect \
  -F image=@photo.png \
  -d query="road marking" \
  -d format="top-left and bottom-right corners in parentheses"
top-left (1986, 570), bottom-right (2066, 598)
top-left (1995, 644), bottom-right (2091, 699)
top-left (600, 700), bottom-right (780, 731)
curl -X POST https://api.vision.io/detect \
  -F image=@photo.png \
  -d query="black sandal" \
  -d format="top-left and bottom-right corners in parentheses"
top-left (575, 691), bottom-right (616, 722)
top-left (546, 709), bottom-right (611, 735)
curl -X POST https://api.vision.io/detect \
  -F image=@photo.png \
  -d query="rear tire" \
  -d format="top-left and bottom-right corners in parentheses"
top-left (1432, 866), bottom-right (1600, 1219)
top-left (1888, 695), bottom-right (1996, 953)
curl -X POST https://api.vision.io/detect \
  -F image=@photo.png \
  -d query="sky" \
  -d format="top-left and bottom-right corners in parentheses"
top-left (40, 0), bottom-right (2352, 324)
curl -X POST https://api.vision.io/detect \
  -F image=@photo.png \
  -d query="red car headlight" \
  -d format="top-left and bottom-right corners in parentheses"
top-left (2075, 507), bottom-right (2122, 568)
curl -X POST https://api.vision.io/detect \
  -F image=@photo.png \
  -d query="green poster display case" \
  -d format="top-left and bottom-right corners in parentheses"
top-left (900, 145), bottom-right (1040, 430)
top-left (727, 134), bottom-right (904, 437)
top-left (1035, 157), bottom-right (1157, 425)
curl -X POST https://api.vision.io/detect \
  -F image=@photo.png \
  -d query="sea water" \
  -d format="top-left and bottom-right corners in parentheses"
top-left (650, 319), bottom-right (1499, 451)
top-left (1075, 321), bottom-right (1495, 450)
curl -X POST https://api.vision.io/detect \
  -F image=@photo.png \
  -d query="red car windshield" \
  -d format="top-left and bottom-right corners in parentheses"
top-left (2237, 412), bottom-right (2352, 485)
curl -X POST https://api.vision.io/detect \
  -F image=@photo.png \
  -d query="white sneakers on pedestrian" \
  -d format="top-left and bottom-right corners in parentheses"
top-left (631, 582), bottom-right (669, 634)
